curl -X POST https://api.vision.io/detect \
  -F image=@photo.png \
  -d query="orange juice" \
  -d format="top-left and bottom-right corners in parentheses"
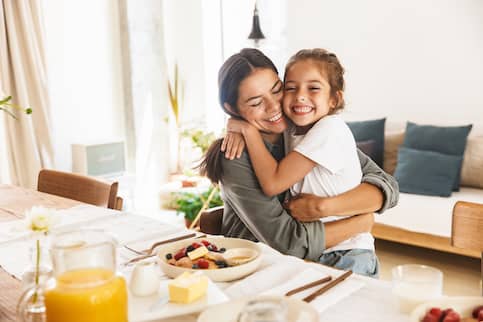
top-left (45, 268), bottom-right (128, 322)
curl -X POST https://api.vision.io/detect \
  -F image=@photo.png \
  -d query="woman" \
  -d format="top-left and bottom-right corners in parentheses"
top-left (199, 48), bottom-right (398, 276)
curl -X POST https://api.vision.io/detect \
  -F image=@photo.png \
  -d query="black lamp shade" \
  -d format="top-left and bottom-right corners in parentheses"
top-left (248, 4), bottom-right (265, 41)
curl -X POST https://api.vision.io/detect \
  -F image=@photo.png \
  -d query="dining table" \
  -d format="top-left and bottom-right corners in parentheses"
top-left (0, 183), bottom-right (410, 322)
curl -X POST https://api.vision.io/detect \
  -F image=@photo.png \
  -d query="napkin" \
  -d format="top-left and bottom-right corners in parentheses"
top-left (262, 267), bottom-right (365, 313)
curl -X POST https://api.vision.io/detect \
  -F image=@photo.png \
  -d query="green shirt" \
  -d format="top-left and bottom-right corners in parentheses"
top-left (220, 140), bottom-right (399, 261)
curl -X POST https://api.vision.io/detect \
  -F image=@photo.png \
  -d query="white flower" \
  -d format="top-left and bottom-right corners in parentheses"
top-left (24, 206), bottom-right (59, 233)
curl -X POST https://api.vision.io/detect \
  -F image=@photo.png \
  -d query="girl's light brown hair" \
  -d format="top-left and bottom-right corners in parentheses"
top-left (285, 48), bottom-right (345, 113)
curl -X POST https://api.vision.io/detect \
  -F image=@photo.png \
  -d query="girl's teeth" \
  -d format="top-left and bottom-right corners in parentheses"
top-left (293, 106), bottom-right (312, 113)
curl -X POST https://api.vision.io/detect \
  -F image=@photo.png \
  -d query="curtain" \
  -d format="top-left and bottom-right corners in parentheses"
top-left (0, 0), bottom-right (54, 188)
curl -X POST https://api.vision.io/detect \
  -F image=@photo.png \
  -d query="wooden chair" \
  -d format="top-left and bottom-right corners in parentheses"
top-left (451, 201), bottom-right (483, 295)
top-left (199, 206), bottom-right (224, 235)
top-left (37, 169), bottom-right (122, 210)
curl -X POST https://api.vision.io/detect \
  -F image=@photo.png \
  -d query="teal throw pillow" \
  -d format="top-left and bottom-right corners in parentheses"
top-left (394, 147), bottom-right (462, 197)
top-left (347, 118), bottom-right (386, 167)
top-left (402, 122), bottom-right (472, 190)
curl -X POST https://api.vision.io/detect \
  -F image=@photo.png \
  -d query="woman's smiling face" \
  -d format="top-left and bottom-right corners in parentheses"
top-left (233, 68), bottom-right (288, 135)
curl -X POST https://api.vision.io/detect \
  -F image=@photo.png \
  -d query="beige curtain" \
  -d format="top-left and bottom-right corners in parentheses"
top-left (0, 0), bottom-right (54, 188)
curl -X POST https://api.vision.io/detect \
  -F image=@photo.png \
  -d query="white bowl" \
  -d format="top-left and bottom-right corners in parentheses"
top-left (197, 295), bottom-right (318, 322)
top-left (410, 296), bottom-right (483, 322)
top-left (157, 237), bottom-right (262, 282)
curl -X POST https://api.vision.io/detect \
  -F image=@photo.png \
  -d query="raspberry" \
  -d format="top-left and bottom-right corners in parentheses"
top-left (197, 259), bottom-right (209, 269)
top-left (200, 240), bottom-right (211, 247)
top-left (191, 242), bottom-right (203, 249)
top-left (174, 248), bottom-right (187, 260)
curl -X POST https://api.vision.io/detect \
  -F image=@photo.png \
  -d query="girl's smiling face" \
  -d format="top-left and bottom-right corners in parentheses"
top-left (282, 60), bottom-right (337, 132)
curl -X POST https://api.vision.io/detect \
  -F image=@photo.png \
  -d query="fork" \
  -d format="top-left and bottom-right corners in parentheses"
top-left (124, 232), bottom-right (197, 256)
top-left (122, 233), bottom-right (205, 266)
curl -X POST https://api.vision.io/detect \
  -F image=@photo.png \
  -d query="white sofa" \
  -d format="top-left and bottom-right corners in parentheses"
top-left (373, 128), bottom-right (483, 258)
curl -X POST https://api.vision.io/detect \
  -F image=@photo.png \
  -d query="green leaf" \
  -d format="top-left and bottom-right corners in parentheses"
top-left (0, 96), bottom-right (12, 105)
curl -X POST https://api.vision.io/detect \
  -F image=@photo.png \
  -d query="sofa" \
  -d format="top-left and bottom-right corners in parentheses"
top-left (372, 126), bottom-right (483, 258)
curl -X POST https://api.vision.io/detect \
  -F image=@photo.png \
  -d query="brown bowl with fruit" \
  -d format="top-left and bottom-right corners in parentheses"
top-left (157, 237), bottom-right (262, 282)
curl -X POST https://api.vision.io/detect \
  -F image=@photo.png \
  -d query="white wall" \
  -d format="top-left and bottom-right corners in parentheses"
top-left (286, 0), bottom-right (483, 134)
top-left (42, 0), bottom-right (125, 171)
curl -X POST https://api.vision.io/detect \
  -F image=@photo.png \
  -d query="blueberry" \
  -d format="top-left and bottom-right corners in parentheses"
top-left (186, 245), bottom-right (195, 252)
top-left (219, 247), bottom-right (226, 253)
top-left (215, 260), bottom-right (227, 268)
top-left (192, 264), bottom-right (199, 269)
top-left (165, 253), bottom-right (172, 260)
top-left (206, 245), bottom-right (214, 251)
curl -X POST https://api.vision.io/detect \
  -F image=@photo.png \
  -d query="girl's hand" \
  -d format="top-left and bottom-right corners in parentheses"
top-left (284, 193), bottom-right (330, 222)
top-left (226, 118), bottom-right (251, 134)
top-left (221, 131), bottom-right (246, 159)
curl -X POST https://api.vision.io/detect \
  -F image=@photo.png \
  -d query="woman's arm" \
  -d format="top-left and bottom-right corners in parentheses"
top-left (286, 149), bottom-right (399, 221)
top-left (227, 118), bottom-right (316, 196)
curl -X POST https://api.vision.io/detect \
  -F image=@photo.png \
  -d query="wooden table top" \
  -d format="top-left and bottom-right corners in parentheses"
top-left (0, 184), bottom-right (84, 322)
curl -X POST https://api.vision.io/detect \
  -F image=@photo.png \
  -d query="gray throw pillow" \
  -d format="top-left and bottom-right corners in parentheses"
top-left (394, 147), bottom-right (462, 197)
top-left (347, 118), bottom-right (386, 167)
top-left (402, 122), bottom-right (472, 191)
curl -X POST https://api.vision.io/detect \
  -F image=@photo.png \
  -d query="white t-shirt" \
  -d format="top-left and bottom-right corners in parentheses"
top-left (285, 115), bottom-right (374, 252)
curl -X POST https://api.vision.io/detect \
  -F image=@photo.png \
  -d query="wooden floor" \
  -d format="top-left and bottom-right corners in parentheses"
top-left (376, 239), bottom-right (481, 296)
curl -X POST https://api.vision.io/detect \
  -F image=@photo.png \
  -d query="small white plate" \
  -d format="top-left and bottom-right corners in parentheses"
top-left (197, 295), bottom-right (319, 322)
top-left (157, 237), bottom-right (262, 282)
top-left (410, 296), bottom-right (483, 322)
top-left (129, 278), bottom-right (229, 322)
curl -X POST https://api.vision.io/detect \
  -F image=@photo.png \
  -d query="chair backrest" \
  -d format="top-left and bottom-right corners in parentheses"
top-left (199, 206), bottom-right (224, 235)
top-left (37, 169), bottom-right (119, 209)
top-left (452, 201), bottom-right (483, 251)
top-left (452, 200), bottom-right (483, 295)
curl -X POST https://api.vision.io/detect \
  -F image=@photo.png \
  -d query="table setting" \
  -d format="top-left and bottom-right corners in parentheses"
top-left (0, 188), bottom-right (479, 322)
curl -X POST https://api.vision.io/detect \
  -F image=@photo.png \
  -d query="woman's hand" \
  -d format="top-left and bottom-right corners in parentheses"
top-left (284, 193), bottom-right (329, 222)
top-left (221, 131), bottom-right (245, 159)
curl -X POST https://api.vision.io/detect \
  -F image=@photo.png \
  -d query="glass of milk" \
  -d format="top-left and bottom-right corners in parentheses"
top-left (391, 264), bottom-right (443, 313)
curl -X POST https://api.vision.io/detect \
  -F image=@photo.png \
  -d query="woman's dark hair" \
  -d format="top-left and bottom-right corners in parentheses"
top-left (199, 48), bottom-right (278, 183)
top-left (285, 48), bottom-right (345, 113)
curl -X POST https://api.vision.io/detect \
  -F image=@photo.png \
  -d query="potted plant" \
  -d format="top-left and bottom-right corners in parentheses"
top-left (172, 185), bottom-right (223, 228)
top-left (0, 96), bottom-right (32, 119)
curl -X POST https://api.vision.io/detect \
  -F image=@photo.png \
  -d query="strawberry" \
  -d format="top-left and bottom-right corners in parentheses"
top-left (197, 258), bottom-right (209, 269)
top-left (191, 242), bottom-right (203, 249)
top-left (422, 312), bottom-right (439, 322)
top-left (441, 311), bottom-right (460, 322)
top-left (428, 307), bottom-right (443, 320)
top-left (473, 305), bottom-right (483, 318)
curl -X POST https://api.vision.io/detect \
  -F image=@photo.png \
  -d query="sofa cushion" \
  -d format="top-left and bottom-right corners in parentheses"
top-left (394, 147), bottom-right (462, 197)
top-left (402, 122), bottom-right (472, 190)
top-left (347, 118), bottom-right (385, 167)
top-left (383, 131), bottom-right (405, 175)
top-left (461, 136), bottom-right (483, 189)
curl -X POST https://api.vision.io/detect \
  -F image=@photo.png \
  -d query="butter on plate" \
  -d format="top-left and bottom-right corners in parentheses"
top-left (168, 272), bottom-right (209, 304)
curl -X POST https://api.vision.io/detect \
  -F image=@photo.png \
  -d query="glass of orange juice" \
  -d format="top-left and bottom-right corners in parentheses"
top-left (18, 230), bottom-right (128, 322)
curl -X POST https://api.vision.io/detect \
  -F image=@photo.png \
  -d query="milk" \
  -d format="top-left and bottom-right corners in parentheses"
top-left (392, 282), bottom-right (442, 313)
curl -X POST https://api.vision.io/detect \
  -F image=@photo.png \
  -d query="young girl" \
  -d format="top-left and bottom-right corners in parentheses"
top-left (225, 48), bottom-right (378, 276)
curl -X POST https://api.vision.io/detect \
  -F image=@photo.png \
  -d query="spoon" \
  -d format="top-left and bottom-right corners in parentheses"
top-left (205, 248), bottom-right (258, 266)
